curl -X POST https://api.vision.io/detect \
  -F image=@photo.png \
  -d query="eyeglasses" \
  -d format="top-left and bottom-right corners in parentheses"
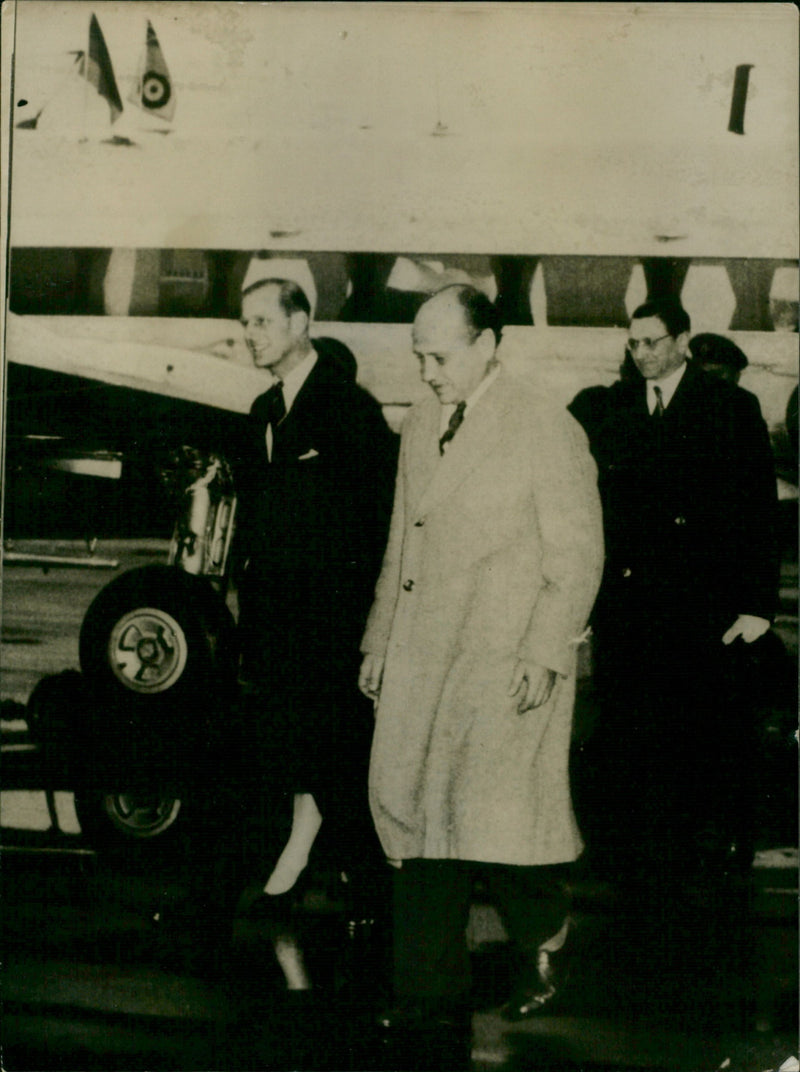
top-left (627, 334), bottom-right (670, 352)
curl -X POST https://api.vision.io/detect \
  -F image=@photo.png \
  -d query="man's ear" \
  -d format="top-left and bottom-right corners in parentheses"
top-left (676, 331), bottom-right (691, 357)
top-left (477, 327), bottom-right (497, 361)
top-left (290, 309), bottom-right (310, 338)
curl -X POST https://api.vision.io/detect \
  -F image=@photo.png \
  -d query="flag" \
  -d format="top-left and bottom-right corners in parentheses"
top-left (129, 21), bottom-right (175, 122)
top-left (86, 14), bottom-right (123, 123)
top-left (728, 64), bottom-right (753, 135)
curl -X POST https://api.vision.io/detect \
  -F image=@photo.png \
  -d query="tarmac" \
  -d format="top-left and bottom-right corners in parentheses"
top-left (2, 540), bottom-right (797, 1071)
top-left (2, 830), bottom-right (797, 1072)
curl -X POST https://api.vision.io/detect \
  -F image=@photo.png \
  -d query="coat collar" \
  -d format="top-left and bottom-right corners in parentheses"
top-left (412, 369), bottom-right (511, 516)
top-left (618, 358), bottom-right (701, 420)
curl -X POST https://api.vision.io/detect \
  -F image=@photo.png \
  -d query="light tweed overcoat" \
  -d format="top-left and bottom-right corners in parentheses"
top-left (361, 370), bottom-right (604, 866)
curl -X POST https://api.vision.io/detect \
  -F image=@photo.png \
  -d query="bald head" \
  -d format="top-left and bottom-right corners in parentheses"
top-left (415, 287), bottom-right (473, 340)
top-left (412, 285), bottom-right (500, 405)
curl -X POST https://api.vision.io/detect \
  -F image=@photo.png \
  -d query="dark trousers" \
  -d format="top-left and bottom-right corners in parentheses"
top-left (236, 678), bottom-right (383, 877)
top-left (393, 858), bottom-right (570, 1003)
top-left (584, 623), bottom-right (765, 878)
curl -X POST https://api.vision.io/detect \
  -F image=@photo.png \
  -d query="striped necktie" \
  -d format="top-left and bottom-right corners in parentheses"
top-left (652, 385), bottom-right (665, 418)
top-left (439, 402), bottom-right (467, 455)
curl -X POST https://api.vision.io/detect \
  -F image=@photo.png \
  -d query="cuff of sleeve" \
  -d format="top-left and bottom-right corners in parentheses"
top-left (516, 640), bottom-right (573, 679)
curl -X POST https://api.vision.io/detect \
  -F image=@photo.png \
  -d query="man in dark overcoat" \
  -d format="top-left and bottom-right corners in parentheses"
top-left (233, 276), bottom-right (397, 920)
top-left (570, 297), bottom-right (779, 877)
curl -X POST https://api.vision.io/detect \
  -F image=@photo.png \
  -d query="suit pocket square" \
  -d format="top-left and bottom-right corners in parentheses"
top-left (298, 449), bottom-right (320, 461)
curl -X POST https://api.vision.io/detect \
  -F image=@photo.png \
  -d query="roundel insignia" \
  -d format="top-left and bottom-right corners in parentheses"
top-left (142, 72), bottom-right (170, 109)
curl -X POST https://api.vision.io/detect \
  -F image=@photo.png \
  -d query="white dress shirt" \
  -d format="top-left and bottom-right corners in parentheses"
top-left (438, 365), bottom-right (501, 446)
top-left (266, 349), bottom-right (318, 459)
top-left (646, 360), bottom-right (687, 414)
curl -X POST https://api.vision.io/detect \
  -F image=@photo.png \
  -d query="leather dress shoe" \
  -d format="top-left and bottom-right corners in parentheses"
top-left (503, 945), bottom-right (568, 1021)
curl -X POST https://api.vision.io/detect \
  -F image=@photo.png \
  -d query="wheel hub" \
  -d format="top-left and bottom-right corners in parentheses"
top-left (136, 637), bottom-right (161, 664)
top-left (108, 607), bottom-right (189, 693)
top-left (103, 792), bottom-right (182, 838)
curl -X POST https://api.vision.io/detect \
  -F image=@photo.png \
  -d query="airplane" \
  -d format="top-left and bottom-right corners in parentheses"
top-left (4, 4), bottom-right (795, 416)
top-left (1, 1), bottom-right (797, 851)
top-left (12, 10), bottom-right (174, 141)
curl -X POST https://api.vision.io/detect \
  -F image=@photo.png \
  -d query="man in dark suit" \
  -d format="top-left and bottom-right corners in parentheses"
top-left (151, 280), bottom-right (394, 982)
top-left (232, 277), bottom-right (396, 957)
top-left (570, 297), bottom-right (779, 879)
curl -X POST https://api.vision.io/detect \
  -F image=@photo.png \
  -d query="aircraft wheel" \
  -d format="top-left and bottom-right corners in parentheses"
top-left (73, 784), bottom-right (188, 858)
top-left (78, 565), bottom-right (238, 730)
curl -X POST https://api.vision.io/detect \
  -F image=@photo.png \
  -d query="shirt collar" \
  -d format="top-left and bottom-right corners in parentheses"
top-left (276, 348), bottom-right (318, 413)
top-left (439, 364), bottom-right (501, 433)
top-left (647, 360), bottom-right (687, 413)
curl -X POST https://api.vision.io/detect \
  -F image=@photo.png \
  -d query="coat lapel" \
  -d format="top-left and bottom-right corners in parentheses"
top-left (270, 357), bottom-right (324, 460)
top-left (406, 402), bottom-right (440, 514)
top-left (611, 378), bottom-right (648, 435)
top-left (661, 360), bottom-right (698, 419)
top-left (414, 373), bottom-right (508, 517)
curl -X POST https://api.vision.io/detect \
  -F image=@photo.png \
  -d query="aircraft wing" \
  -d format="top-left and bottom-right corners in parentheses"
top-left (6, 312), bottom-right (265, 416)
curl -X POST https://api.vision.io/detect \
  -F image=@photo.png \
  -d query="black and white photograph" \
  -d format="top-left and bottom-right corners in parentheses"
top-left (1, 3), bottom-right (798, 1070)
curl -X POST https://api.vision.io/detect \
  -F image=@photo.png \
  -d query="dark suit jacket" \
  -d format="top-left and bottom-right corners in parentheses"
top-left (234, 338), bottom-right (398, 685)
top-left (570, 360), bottom-right (779, 663)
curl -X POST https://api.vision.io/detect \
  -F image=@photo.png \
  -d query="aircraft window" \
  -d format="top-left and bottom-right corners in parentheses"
top-left (236, 252), bottom-right (351, 322)
top-left (158, 250), bottom-right (211, 316)
top-left (339, 254), bottom-right (504, 324)
top-left (8, 248), bottom-right (797, 333)
top-left (728, 259), bottom-right (787, 333)
top-left (9, 248), bottom-right (105, 315)
top-left (769, 267), bottom-right (799, 333)
top-left (681, 265), bottom-right (737, 334)
top-left (541, 256), bottom-right (638, 328)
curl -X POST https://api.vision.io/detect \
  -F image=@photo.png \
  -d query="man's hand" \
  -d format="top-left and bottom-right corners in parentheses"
top-left (722, 614), bottom-right (770, 645)
top-left (508, 660), bottom-right (557, 713)
top-left (358, 654), bottom-right (385, 703)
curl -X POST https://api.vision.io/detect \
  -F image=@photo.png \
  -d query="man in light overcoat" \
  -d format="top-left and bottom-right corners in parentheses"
top-left (358, 285), bottom-right (604, 1041)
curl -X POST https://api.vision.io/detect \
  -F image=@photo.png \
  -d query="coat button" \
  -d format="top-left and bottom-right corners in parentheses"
top-left (403, 579), bottom-right (415, 592)
top-left (674, 516), bottom-right (686, 526)
top-left (622, 568), bottom-right (632, 578)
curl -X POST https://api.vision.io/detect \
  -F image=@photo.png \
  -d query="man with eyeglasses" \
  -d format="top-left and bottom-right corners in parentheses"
top-left (570, 296), bottom-right (779, 883)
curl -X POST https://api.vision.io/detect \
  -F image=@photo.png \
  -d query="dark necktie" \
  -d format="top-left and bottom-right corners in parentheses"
top-left (263, 381), bottom-right (286, 461)
top-left (439, 401), bottom-right (467, 455)
top-left (264, 380), bottom-right (286, 429)
top-left (652, 385), bottom-right (665, 418)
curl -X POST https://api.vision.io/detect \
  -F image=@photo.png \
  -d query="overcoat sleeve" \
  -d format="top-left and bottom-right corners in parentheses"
top-left (727, 390), bottom-right (780, 619)
top-left (516, 408), bottom-right (604, 677)
top-left (360, 418), bottom-right (408, 657)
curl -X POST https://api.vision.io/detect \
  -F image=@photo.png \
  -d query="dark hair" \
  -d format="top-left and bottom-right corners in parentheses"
top-left (631, 297), bottom-right (690, 338)
top-left (689, 333), bottom-right (748, 372)
top-left (241, 277), bottom-right (311, 319)
top-left (429, 283), bottom-right (503, 345)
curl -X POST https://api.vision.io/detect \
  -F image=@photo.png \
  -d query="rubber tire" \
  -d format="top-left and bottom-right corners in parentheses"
top-left (78, 565), bottom-right (237, 737)
top-left (73, 783), bottom-right (189, 862)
